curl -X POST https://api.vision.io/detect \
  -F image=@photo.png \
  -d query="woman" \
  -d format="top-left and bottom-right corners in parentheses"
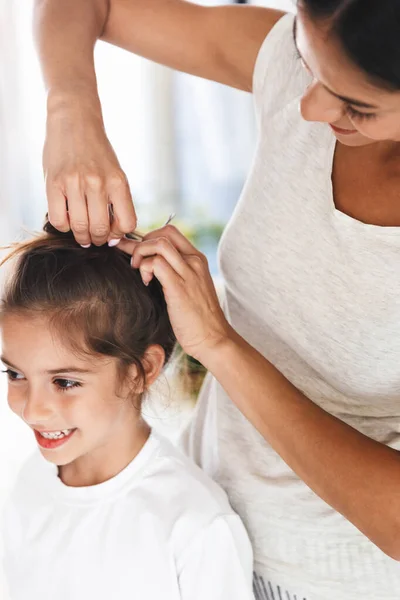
top-left (33, 1), bottom-right (400, 597)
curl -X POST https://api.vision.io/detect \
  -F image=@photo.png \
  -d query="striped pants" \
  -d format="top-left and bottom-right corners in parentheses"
top-left (253, 572), bottom-right (307, 600)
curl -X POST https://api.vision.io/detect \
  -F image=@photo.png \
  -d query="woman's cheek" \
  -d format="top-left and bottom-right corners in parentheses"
top-left (353, 118), bottom-right (398, 141)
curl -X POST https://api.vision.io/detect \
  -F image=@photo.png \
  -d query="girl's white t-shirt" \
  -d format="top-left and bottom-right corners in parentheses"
top-left (183, 14), bottom-right (400, 600)
top-left (2, 432), bottom-right (254, 600)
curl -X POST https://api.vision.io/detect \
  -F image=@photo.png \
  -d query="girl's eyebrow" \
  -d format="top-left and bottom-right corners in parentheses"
top-left (46, 367), bottom-right (93, 375)
top-left (1, 356), bottom-right (18, 369)
top-left (1, 356), bottom-right (92, 375)
top-left (292, 16), bottom-right (378, 110)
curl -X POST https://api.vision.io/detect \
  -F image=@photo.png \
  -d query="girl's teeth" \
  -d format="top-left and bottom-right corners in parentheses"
top-left (40, 429), bottom-right (72, 440)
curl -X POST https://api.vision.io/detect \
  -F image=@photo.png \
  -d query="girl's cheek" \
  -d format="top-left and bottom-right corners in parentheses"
top-left (7, 391), bottom-right (23, 416)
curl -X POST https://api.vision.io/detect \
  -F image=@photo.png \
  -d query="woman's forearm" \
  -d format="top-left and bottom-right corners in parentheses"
top-left (33, 0), bottom-right (108, 114)
top-left (201, 329), bottom-right (400, 561)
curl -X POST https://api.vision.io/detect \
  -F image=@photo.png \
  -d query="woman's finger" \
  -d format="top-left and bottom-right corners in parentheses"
top-left (64, 176), bottom-right (91, 247)
top-left (131, 237), bottom-right (191, 279)
top-left (143, 224), bottom-right (198, 256)
top-left (186, 252), bottom-right (209, 274)
top-left (116, 238), bottom-right (139, 256)
top-left (46, 181), bottom-right (70, 233)
top-left (85, 182), bottom-right (110, 246)
top-left (139, 255), bottom-right (184, 290)
top-left (108, 180), bottom-right (137, 243)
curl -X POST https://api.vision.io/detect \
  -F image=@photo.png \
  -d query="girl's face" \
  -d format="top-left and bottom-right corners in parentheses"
top-left (296, 11), bottom-right (400, 147)
top-left (1, 313), bottom-right (149, 482)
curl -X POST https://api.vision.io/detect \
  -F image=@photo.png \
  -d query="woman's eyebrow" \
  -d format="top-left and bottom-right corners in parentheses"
top-left (292, 15), bottom-right (298, 45)
top-left (292, 17), bottom-right (378, 110)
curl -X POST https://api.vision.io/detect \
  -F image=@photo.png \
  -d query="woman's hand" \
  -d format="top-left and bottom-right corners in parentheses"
top-left (44, 100), bottom-right (137, 247)
top-left (117, 225), bottom-right (233, 362)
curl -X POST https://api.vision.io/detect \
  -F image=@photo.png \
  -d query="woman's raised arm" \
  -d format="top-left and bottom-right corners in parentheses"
top-left (34, 0), bottom-right (284, 246)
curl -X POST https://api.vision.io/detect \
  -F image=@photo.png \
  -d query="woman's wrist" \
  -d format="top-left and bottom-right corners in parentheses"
top-left (195, 324), bottom-right (241, 373)
top-left (47, 86), bottom-right (104, 122)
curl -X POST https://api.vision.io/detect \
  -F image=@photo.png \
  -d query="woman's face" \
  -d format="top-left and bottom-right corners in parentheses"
top-left (296, 11), bottom-right (400, 147)
top-left (1, 313), bottom-right (144, 476)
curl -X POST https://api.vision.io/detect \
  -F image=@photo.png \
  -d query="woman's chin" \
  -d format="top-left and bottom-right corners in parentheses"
top-left (331, 128), bottom-right (375, 147)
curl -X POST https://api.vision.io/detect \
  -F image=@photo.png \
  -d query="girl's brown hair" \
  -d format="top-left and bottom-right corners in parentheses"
top-left (1, 220), bottom-right (176, 394)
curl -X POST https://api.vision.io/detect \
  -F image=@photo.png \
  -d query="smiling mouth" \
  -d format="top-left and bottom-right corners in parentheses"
top-left (34, 428), bottom-right (77, 449)
top-left (38, 429), bottom-right (73, 439)
top-left (330, 124), bottom-right (357, 135)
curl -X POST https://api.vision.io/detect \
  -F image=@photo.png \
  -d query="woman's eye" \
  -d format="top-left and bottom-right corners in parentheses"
top-left (346, 105), bottom-right (377, 122)
top-left (295, 49), bottom-right (312, 74)
top-left (54, 378), bottom-right (81, 391)
top-left (2, 369), bottom-right (24, 381)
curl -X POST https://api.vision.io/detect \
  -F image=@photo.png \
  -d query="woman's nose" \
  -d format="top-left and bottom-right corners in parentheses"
top-left (300, 81), bottom-right (343, 124)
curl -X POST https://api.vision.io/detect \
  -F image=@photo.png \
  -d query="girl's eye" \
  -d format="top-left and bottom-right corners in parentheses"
top-left (53, 378), bottom-right (82, 391)
top-left (346, 105), bottom-right (377, 122)
top-left (2, 369), bottom-right (24, 382)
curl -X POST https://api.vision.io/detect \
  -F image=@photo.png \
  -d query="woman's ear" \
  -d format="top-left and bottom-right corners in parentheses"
top-left (128, 344), bottom-right (166, 394)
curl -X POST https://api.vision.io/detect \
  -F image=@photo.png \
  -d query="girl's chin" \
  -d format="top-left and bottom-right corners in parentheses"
top-left (39, 449), bottom-right (77, 467)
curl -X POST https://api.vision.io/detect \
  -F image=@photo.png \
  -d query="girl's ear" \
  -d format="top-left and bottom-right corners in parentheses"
top-left (127, 344), bottom-right (166, 394)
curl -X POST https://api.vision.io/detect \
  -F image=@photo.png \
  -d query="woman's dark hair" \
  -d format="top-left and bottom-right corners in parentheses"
top-left (1, 220), bottom-right (176, 395)
top-left (299, 0), bottom-right (400, 90)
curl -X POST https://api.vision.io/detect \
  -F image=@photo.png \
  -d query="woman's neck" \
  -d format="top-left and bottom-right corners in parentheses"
top-left (364, 139), bottom-right (400, 166)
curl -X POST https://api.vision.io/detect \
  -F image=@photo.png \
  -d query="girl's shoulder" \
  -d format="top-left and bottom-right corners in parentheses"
top-left (146, 432), bottom-right (232, 516)
top-left (5, 451), bottom-right (50, 509)
top-left (141, 433), bottom-right (248, 564)
top-left (2, 451), bottom-right (49, 550)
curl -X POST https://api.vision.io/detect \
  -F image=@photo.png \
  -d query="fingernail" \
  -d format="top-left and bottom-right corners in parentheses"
top-left (108, 238), bottom-right (121, 247)
top-left (81, 244), bottom-right (91, 248)
top-left (142, 275), bottom-right (153, 286)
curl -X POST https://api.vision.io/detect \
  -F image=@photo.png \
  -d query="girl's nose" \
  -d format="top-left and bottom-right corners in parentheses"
top-left (22, 389), bottom-right (54, 427)
top-left (300, 80), bottom-right (344, 124)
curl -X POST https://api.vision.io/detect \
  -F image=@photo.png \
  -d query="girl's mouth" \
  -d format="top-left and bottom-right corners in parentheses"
top-left (34, 428), bottom-right (76, 449)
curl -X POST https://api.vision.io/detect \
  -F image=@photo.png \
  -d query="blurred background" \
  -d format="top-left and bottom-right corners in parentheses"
top-left (0, 0), bottom-right (293, 595)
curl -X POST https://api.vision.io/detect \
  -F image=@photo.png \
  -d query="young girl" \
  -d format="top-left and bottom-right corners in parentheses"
top-left (0, 221), bottom-right (254, 600)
